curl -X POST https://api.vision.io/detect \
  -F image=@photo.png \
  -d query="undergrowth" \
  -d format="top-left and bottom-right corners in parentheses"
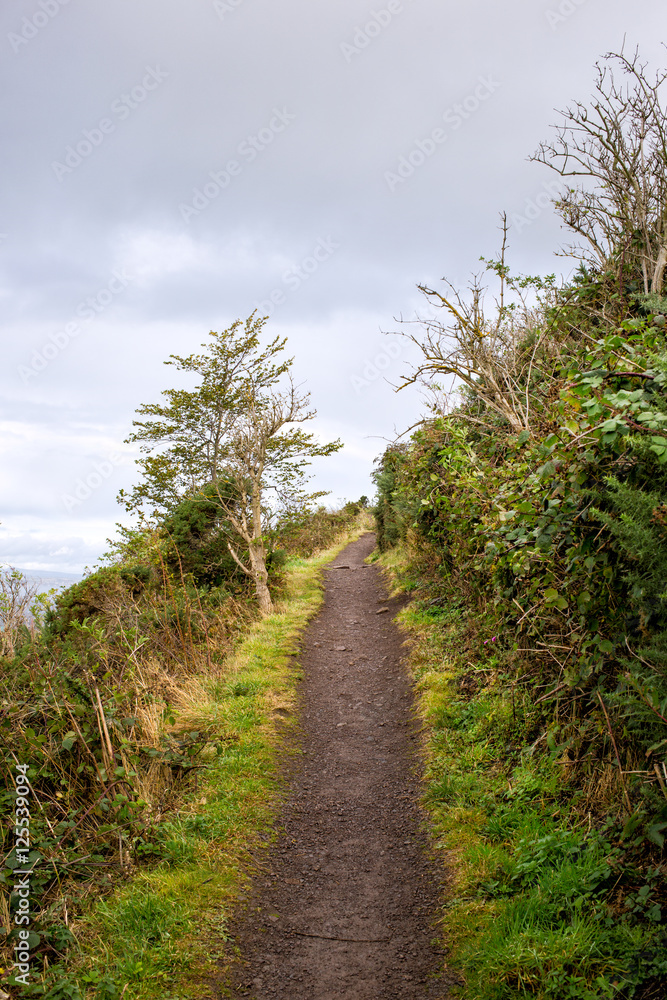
top-left (1, 508), bottom-right (370, 998)
top-left (380, 547), bottom-right (667, 1000)
top-left (371, 185), bottom-right (667, 994)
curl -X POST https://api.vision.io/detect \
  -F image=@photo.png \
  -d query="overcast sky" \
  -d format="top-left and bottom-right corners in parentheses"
top-left (1, 0), bottom-right (665, 574)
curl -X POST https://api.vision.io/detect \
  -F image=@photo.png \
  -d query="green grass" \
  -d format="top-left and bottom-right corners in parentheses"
top-left (380, 547), bottom-right (667, 1000)
top-left (36, 529), bottom-right (367, 1000)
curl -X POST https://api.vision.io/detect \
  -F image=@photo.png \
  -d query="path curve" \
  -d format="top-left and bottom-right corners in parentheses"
top-left (228, 533), bottom-right (452, 999)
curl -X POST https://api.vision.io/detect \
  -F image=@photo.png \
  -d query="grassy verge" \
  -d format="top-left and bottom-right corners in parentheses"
top-left (378, 546), bottom-right (667, 1000)
top-left (38, 526), bottom-right (368, 1000)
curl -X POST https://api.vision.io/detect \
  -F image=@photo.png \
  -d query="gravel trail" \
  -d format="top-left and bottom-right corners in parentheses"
top-left (227, 533), bottom-right (452, 999)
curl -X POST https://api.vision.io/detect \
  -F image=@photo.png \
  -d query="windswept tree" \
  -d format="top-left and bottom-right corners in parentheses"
top-left (119, 314), bottom-right (342, 613)
top-left (0, 566), bottom-right (47, 657)
top-left (394, 217), bottom-right (558, 433)
top-left (395, 49), bottom-right (667, 430)
top-left (532, 47), bottom-right (667, 296)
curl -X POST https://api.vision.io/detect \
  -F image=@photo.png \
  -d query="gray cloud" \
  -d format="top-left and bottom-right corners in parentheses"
top-left (1, 0), bottom-right (663, 570)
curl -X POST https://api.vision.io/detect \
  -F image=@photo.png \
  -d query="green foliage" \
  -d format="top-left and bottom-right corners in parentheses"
top-left (25, 529), bottom-right (353, 999)
top-left (0, 565), bottom-right (47, 657)
top-left (43, 566), bottom-right (130, 639)
top-left (160, 481), bottom-right (244, 588)
top-left (118, 313), bottom-right (342, 612)
top-left (372, 445), bottom-right (412, 551)
top-left (118, 313), bottom-right (292, 518)
top-left (375, 301), bottom-right (667, 764)
top-left (396, 598), bottom-right (667, 1000)
top-left (377, 210), bottom-right (667, 997)
top-left (0, 501), bottom-right (361, 995)
top-left (591, 477), bottom-right (667, 664)
top-left (271, 501), bottom-right (368, 558)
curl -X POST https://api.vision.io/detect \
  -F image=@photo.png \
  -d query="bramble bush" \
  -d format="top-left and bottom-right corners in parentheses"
top-left (374, 260), bottom-right (667, 996)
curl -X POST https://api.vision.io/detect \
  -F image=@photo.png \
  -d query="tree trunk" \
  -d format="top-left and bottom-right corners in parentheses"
top-left (651, 245), bottom-right (667, 295)
top-left (249, 541), bottom-right (273, 615)
top-left (246, 478), bottom-right (273, 614)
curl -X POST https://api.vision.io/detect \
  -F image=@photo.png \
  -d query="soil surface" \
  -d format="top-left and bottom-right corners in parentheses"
top-left (226, 533), bottom-right (453, 999)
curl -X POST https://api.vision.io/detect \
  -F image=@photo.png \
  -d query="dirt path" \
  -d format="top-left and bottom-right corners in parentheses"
top-left (226, 533), bottom-right (452, 999)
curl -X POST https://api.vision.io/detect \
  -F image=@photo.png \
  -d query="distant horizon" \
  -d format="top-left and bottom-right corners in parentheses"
top-left (11, 567), bottom-right (83, 584)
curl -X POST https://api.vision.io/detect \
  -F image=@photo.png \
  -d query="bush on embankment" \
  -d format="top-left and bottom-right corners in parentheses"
top-left (0, 501), bottom-right (365, 997)
top-left (374, 270), bottom-right (667, 996)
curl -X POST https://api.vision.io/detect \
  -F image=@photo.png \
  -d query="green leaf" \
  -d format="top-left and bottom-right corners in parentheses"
top-left (539, 461), bottom-right (557, 479)
top-left (637, 410), bottom-right (667, 423)
top-left (647, 822), bottom-right (667, 848)
top-left (544, 588), bottom-right (568, 609)
top-left (622, 813), bottom-right (643, 840)
top-left (499, 510), bottom-right (517, 522)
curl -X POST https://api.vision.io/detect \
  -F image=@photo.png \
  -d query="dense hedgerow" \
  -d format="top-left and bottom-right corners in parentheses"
top-left (377, 49), bottom-right (667, 988)
top-left (374, 267), bottom-right (667, 996)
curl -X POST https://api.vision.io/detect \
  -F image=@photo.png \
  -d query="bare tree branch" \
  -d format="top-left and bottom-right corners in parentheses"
top-left (532, 47), bottom-right (667, 294)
